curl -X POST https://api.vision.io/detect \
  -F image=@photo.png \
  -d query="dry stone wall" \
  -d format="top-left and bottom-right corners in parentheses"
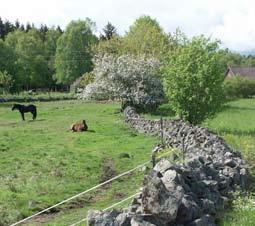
top-left (87, 106), bottom-right (248, 226)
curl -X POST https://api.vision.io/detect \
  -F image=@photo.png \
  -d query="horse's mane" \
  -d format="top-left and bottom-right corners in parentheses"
top-left (13, 103), bottom-right (22, 107)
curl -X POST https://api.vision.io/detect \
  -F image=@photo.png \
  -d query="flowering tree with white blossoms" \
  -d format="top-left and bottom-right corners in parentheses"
top-left (78, 54), bottom-right (165, 111)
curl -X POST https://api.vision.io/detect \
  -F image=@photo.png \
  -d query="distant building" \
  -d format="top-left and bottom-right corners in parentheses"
top-left (226, 66), bottom-right (255, 80)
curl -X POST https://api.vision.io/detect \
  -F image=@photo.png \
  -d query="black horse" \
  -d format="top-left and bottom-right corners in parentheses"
top-left (12, 104), bottom-right (37, 121)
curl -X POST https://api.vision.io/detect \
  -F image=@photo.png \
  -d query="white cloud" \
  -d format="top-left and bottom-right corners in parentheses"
top-left (210, 2), bottom-right (255, 52)
top-left (1, 0), bottom-right (255, 52)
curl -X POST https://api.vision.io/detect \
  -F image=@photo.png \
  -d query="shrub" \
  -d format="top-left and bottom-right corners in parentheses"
top-left (78, 54), bottom-right (165, 111)
top-left (224, 76), bottom-right (255, 98)
top-left (163, 36), bottom-right (225, 124)
top-left (0, 92), bottom-right (75, 102)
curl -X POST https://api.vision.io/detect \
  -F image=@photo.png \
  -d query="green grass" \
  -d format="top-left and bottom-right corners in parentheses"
top-left (202, 99), bottom-right (255, 173)
top-left (203, 99), bottom-right (255, 226)
top-left (217, 193), bottom-right (255, 226)
top-left (2, 98), bottom-right (255, 226)
top-left (0, 100), bottom-right (157, 225)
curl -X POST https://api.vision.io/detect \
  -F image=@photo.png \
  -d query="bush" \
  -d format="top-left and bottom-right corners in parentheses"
top-left (0, 92), bottom-right (75, 102)
top-left (224, 76), bottom-right (255, 98)
top-left (78, 54), bottom-right (165, 111)
top-left (163, 36), bottom-right (225, 124)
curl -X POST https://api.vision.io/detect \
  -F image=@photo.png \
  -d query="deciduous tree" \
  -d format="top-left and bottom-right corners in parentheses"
top-left (163, 36), bottom-right (225, 124)
top-left (54, 19), bottom-right (97, 86)
top-left (44, 28), bottom-right (62, 86)
top-left (0, 70), bottom-right (13, 94)
top-left (5, 29), bottom-right (50, 89)
top-left (79, 54), bottom-right (164, 111)
top-left (124, 16), bottom-right (169, 58)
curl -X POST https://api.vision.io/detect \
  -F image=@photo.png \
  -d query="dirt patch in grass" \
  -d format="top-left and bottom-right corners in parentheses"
top-left (100, 158), bottom-right (117, 183)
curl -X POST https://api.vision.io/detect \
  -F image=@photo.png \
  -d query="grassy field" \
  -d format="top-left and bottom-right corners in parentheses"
top-left (203, 99), bottom-right (255, 226)
top-left (0, 100), bottom-right (157, 225)
top-left (1, 99), bottom-right (255, 225)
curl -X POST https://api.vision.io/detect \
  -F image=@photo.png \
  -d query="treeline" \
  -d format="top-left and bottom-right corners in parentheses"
top-left (0, 17), bottom-right (63, 39)
top-left (0, 16), bottom-right (255, 94)
top-left (0, 17), bottom-right (96, 93)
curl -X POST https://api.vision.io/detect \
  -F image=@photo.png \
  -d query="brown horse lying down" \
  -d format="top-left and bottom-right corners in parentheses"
top-left (70, 120), bottom-right (88, 132)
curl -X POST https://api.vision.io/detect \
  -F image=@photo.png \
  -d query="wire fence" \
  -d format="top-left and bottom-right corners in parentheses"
top-left (10, 161), bottom-right (150, 226)
top-left (11, 116), bottom-right (178, 226)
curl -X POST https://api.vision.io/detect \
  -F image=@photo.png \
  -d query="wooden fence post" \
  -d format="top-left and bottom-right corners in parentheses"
top-left (181, 130), bottom-right (187, 165)
top-left (152, 152), bottom-right (156, 167)
top-left (160, 117), bottom-right (164, 146)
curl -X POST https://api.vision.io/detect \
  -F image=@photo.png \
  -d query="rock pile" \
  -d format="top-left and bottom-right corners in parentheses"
top-left (87, 107), bottom-right (248, 226)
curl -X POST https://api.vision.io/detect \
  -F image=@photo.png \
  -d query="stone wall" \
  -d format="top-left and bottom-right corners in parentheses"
top-left (87, 106), bottom-right (248, 226)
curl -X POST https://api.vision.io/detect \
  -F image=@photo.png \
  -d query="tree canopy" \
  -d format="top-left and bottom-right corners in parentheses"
top-left (5, 29), bottom-right (50, 89)
top-left (54, 19), bottom-right (97, 85)
top-left (123, 16), bottom-right (169, 58)
top-left (79, 54), bottom-right (164, 111)
top-left (0, 15), bottom-right (254, 96)
top-left (163, 36), bottom-right (225, 124)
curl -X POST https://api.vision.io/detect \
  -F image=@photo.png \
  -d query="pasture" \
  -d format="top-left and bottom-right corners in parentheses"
top-left (203, 99), bottom-right (255, 226)
top-left (1, 99), bottom-right (255, 225)
top-left (0, 100), bottom-right (157, 225)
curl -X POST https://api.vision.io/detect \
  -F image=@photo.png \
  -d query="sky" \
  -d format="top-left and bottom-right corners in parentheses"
top-left (1, 0), bottom-right (255, 53)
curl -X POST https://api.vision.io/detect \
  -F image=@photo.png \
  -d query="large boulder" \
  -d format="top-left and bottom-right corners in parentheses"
top-left (141, 174), bottom-right (184, 225)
